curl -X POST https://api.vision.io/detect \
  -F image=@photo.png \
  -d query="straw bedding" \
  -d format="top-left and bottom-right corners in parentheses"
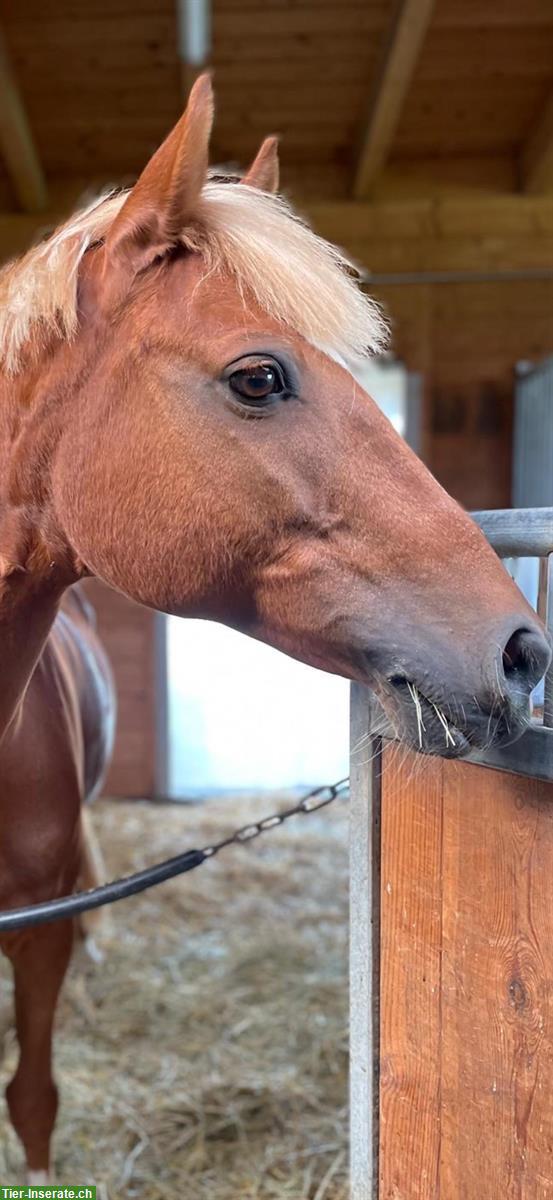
top-left (0, 792), bottom-right (349, 1199)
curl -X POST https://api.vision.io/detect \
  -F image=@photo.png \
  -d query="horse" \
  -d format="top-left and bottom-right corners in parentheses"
top-left (0, 74), bottom-right (550, 1180)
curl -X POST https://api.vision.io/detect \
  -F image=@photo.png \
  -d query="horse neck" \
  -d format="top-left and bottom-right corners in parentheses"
top-left (0, 364), bottom-right (71, 745)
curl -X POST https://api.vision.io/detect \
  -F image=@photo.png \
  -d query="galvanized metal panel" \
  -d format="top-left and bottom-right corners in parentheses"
top-left (349, 685), bottom-right (381, 1200)
top-left (513, 358), bottom-right (553, 508)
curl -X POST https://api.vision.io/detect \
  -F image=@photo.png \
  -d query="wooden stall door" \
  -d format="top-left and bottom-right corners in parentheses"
top-left (379, 747), bottom-right (553, 1200)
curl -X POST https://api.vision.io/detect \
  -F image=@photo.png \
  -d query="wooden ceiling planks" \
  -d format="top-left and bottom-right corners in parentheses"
top-left (0, 2), bottom-right (181, 178)
top-left (0, 0), bottom-right (551, 198)
top-left (210, 0), bottom-right (382, 169)
top-left (394, 3), bottom-right (553, 163)
top-left (431, 0), bottom-right (553, 29)
top-left (211, 0), bottom-right (553, 185)
top-left (415, 27), bottom-right (553, 82)
top-left (394, 79), bottom-right (553, 159)
top-left (214, 3), bottom-right (388, 37)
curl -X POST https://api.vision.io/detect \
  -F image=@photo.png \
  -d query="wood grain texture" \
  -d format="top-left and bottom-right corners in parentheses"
top-left (0, 0), bottom-right (552, 183)
top-left (353, 0), bottom-right (437, 198)
top-left (379, 748), bottom-right (444, 1199)
top-left (521, 88), bottom-right (553, 194)
top-left (379, 747), bottom-right (553, 1199)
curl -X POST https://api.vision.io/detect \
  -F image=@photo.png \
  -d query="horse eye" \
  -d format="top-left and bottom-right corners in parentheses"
top-left (228, 361), bottom-right (286, 404)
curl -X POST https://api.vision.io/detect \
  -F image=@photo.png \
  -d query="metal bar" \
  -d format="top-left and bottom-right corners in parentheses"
top-left (362, 268), bottom-right (553, 286)
top-left (356, 711), bottom-right (552, 782)
top-left (468, 725), bottom-right (553, 782)
top-left (471, 507), bottom-right (553, 558)
top-left (544, 554), bottom-right (553, 727)
top-left (350, 684), bottom-right (381, 1200)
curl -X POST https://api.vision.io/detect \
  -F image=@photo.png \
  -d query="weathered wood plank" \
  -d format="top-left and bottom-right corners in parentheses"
top-left (377, 750), bottom-right (553, 1199)
top-left (379, 747), bottom-right (444, 1198)
top-left (439, 764), bottom-right (553, 1199)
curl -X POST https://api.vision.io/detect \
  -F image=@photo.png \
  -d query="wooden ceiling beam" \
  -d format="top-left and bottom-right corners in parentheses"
top-left (0, 28), bottom-right (47, 212)
top-left (520, 89), bottom-right (553, 194)
top-left (353, 0), bottom-right (436, 200)
top-left (306, 196), bottom-right (553, 241)
top-left (0, 194), bottom-right (551, 276)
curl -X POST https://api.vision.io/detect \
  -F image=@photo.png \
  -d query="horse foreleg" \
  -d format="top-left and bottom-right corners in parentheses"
top-left (77, 807), bottom-right (110, 960)
top-left (4, 919), bottom-right (73, 1180)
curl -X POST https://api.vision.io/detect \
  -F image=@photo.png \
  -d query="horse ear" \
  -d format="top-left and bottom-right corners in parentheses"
top-left (103, 73), bottom-right (214, 280)
top-left (241, 136), bottom-right (279, 193)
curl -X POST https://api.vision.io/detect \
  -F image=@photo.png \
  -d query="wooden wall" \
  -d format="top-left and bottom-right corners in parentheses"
top-left (378, 748), bottom-right (553, 1200)
top-left (83, 579), bottom-right (161, 798)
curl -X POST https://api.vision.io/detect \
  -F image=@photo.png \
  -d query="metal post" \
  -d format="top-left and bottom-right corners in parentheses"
top-left (349, 683), bottom-right (381, 1200)
top-left (543, 554), bottom-right (553, 728)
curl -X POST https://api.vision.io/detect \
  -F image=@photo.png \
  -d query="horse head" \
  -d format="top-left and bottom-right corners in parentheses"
top-left (1, 75), bottom-right (550, 757)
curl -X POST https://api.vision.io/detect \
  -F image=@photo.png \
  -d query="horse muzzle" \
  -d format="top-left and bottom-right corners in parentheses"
top-left (358, 615), bottom-right (552, 759)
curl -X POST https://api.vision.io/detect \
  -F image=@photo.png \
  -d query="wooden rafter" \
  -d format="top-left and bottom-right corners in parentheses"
top-left (353, 0), bottom-right (436, 200)
top-left (0, 27), bottom-right (47, 212)
top-left (520, 89), bottom-right (553, 194)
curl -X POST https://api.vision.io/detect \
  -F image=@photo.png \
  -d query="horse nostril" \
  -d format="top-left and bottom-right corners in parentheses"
top-left (502, 626), bottom-right (552, 696)
top-left (388, 673), bottom-right (408, 689)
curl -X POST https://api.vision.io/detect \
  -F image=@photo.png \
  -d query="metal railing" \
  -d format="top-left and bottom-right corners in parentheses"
top-left (366, 507), bottom-right (553, 782)
top-left (466, 507), bottom-right (553, 781)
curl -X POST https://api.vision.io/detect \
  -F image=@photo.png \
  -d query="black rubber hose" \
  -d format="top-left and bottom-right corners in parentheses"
top-left (0, 848), bottom-right (207, 932)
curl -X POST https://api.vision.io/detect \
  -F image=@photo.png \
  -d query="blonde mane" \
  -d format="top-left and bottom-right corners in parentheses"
top-left (0, 181), bottom-right (387, 373)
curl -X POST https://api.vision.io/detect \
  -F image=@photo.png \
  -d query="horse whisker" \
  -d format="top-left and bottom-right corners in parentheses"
top-left (407, 681), bottom-right (426, 749)
top-left (431, 701), bottom-right (456, 748)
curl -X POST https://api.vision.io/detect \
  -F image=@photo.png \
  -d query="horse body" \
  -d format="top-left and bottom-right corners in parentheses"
top-left (0, 588), bottom-right (114, 909)
top-left (0, 75), bottom-right (550, 1177)
top-left (0, 589), bottom-right (114, 1175)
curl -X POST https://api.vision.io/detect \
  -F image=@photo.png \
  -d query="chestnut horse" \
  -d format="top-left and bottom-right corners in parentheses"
top-left (0, 75), bottom-right (550, 1180)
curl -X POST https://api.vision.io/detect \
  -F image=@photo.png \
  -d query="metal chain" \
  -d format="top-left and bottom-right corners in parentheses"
top-left (203, 777), bottom-right (350, 858)
top-left (0, 777), bottom-right (350, 933)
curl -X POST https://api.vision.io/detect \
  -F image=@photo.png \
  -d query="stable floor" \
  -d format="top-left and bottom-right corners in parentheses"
top-left (0, 794), bottom-right (348, 1200)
